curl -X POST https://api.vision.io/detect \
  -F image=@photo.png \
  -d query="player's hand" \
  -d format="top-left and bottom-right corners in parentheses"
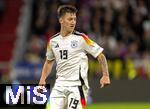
top-left (37, 85), bottom-right (45, 94)
top-left (100, 75), bottom-right (110, 88)
top-left (38, 80), bottom-right (46, 93)
top-left (39, 80), bottom-right (46, 86)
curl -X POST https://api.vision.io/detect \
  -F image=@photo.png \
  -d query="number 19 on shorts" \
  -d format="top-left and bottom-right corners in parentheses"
top-left (69, 98), bottom-right (79, 109)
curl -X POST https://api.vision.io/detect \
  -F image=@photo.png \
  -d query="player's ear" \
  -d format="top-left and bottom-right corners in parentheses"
top-left (59, 17), bottom-right (63, 24)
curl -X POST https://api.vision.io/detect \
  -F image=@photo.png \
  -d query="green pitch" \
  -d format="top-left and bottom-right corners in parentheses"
top-left (86, 103), bottom-right (150, 109)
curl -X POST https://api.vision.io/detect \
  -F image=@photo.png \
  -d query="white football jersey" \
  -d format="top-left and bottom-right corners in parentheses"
top-left (46, 31), bottom-right (103, 88)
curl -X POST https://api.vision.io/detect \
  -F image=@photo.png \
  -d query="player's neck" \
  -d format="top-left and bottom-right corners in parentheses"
top-left (60, 28), bottom-right (73, 37)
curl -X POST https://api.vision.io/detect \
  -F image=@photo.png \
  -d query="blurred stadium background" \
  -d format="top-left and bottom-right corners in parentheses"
top-left (0, 0), bottom-right (150, 109)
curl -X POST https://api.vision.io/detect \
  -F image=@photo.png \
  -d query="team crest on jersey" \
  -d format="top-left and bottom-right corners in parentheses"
top-left (71, 40), bottom-right (78, 48)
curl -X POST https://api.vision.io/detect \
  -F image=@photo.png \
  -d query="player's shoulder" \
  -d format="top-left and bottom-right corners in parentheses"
top-left (73, 31), bottom-right (96, 46)
top-left (73, 30), bottom-right (90, 42)
top-left (73, 30), bottom-right (86, 36)
top-left (48, 32), bottom-right (60, 43)
top-left (48, 32), bottom-right (60, 42)
top-left (73, 30), bottom-right (89, 38)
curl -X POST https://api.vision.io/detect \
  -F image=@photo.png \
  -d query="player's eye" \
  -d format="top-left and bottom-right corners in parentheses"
top-left (68, 18), bottom-right (72, 21)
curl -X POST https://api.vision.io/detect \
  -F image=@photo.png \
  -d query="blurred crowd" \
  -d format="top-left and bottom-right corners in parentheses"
top-left (0, 0), bottom-right (5, 22)
top-left (22, 0), bottom-right (150, 80)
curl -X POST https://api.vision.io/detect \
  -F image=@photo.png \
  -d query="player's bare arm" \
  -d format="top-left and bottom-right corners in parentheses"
top-left (39, 59), bottom-right (54, 86)
top-left (97, 53), bottom-right (110, 88)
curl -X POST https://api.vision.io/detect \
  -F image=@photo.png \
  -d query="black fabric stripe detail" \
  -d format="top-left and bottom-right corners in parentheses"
top-left (73, 30), bottom-right (83, 36)
top-left (78, 86), bottom-right (85, 99)
top-left (52, 32), bottom-right (60, 38)
top-left (79, 66), bottom-right (85, 85)
top-left (48, 33), bottom-right (60, 41)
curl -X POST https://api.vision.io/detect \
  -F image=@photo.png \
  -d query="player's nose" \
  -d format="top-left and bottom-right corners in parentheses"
top-left (72, 19), bottom-right (76, 25)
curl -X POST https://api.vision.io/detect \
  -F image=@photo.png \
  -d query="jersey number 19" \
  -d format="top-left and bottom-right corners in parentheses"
top-left (59, 50), bottom-right (68, 59)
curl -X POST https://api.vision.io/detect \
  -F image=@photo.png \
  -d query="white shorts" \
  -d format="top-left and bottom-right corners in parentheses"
top-left (46, 85), bottom-right (89, 109)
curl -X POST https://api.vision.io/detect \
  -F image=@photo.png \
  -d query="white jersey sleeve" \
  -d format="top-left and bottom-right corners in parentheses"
top-left (81, 34), bottom-right (104, 58)
top-left (46, 40), bottom-right (55, 60)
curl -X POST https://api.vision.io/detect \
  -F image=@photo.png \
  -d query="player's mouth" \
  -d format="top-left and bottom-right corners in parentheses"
top-left (70, 25), bottom-right (75, 28)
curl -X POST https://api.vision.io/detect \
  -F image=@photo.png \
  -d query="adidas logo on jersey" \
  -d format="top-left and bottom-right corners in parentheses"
top-left (55, 43), bottom-right (59, 48)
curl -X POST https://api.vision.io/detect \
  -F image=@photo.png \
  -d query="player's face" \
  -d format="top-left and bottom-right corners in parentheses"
top-left (60, 13), bottom-right (76, 33)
